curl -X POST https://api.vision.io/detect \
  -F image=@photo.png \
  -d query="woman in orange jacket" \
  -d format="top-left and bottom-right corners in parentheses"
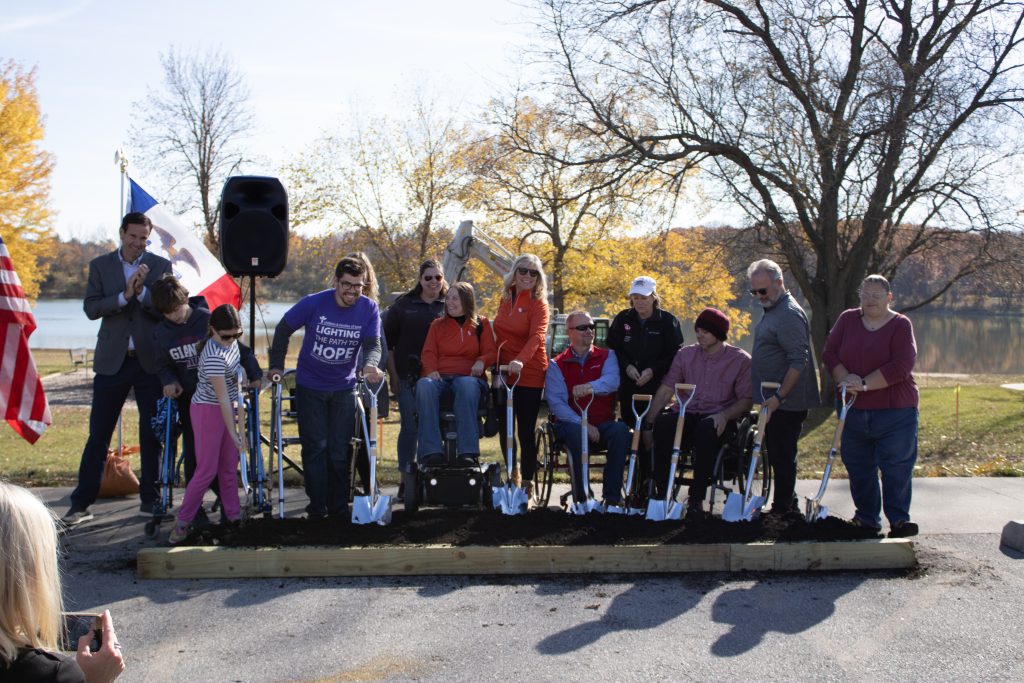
top-left (415, 282), bottom-right (497, 465)
top-left (491, 253), bottom-right (549, 501)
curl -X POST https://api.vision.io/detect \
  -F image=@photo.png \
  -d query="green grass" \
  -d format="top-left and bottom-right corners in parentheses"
top-left (3, 381), bottom-right (1022, 487)
top-left (796, 383), bottom-right (1024, 478)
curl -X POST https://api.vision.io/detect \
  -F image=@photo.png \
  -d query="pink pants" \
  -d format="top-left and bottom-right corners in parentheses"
top-left (177, 402), bottom-right (241, 524)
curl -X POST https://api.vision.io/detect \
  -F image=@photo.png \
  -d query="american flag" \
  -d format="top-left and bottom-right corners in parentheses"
top-left (0, 234), bottom-right (51, 443)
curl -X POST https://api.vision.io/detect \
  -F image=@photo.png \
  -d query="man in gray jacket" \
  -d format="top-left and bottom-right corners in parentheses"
top-left (748, 259), bottom-right (820, 515)
top-left (63, 212), bottom-right (173, 526)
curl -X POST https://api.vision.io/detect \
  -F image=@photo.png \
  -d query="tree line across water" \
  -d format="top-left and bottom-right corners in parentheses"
top-left (36, 226), bottom-right (1024, 324)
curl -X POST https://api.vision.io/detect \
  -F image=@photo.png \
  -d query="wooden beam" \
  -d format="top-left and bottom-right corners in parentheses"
top-left (137, 540), bottom-right (914, 579)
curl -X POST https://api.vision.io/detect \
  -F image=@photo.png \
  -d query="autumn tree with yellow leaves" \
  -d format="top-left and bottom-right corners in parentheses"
top-left (0, 61), bottom-right (54, 300)
top-left (461, 96), bottom-right (663, 311)
top-left (539, 228), bottom-right (750, 338)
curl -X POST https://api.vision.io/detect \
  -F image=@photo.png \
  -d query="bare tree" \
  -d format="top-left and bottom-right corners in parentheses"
top-left (461, 94), bottom-right (665, 310)
top-left (285, 90), bottom-right (470, 291)
top-left (537, 0), bottom-right (1024, 373)
top-left (130, 46), bottom-right (253, 250)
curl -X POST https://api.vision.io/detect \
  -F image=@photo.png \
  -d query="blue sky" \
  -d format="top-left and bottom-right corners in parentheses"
top-left (2, 0), bottom-right (531, 241)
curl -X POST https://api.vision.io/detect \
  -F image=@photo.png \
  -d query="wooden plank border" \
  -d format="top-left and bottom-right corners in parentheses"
top-left (137, 540), bottom-right (914, 578)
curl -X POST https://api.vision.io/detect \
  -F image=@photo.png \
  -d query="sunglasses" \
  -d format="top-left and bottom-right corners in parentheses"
top-left (572, 324), bottom-right (596, 332)
top-left (218, 331), bottom-right (243, 341)
top-left (749, 288), bottom-right (769, 296)
top-left (422, 274), bottom-right (443, 282)
top-left (517, 267), bottom-right (540, 277)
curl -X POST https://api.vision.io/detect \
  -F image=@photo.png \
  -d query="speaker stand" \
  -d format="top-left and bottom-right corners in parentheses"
top-left (249, 274), bottom-right (257, 358)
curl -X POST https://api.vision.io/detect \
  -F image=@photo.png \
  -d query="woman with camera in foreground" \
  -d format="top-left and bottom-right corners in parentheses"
top-left (0, 482), bottom-right (125, 682)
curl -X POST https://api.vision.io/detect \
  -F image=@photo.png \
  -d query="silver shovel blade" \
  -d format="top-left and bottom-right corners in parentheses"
top-left (352, 494), bottom-right (393, 525)
top-left (645, 498), bottom-right (683, 521)
top-left (804, 498), bottom-right (828, 522)
top-left (569, 499), bottom-right (605, 515)
top-left (605, 502), bottom-right (626, 515)
top-left (722, 491), bottom-right (745, 522)
top-left (493, 485), bottom-right (528, 515)
top-left (723, 491), bottom-right (765, 522)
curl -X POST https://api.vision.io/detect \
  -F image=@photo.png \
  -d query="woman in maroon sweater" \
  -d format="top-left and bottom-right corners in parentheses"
top-left (822, 274), bottom-right (919, 538)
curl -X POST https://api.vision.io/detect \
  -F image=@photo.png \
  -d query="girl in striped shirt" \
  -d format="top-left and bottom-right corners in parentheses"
top-left (170, 304), bottom-right (255, 543)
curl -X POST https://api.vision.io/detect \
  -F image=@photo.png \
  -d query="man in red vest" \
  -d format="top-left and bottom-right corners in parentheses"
top-left (545, 311), bottom-right (629, 507)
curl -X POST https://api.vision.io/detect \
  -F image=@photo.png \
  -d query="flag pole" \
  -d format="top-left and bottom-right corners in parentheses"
top-left (114, 148), bottom-right (128, 456)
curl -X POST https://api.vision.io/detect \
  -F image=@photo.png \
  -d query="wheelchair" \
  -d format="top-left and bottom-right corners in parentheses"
top-left (535, 405), bottom-right (771, 517)
top-left (534, 415), bottom-right (614, 510)
top-left (707, 410), bottom-right (772, 516)
top-left (401, 378), bottom-right (500, 514)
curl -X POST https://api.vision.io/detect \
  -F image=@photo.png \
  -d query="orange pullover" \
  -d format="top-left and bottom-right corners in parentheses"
top-left (420, 316), bottom-right (497, 377)
top-left (492, 289), bottom-right (549, 388)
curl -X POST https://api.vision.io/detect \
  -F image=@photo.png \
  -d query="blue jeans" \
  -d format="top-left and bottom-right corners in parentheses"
top-left (71, 354), bottom-right (162, 510)
top-left (395, 379), bottom-right (417, 473)
top-left (295, 385), bottom-right (356, 517)
top-left (553, 419), bottom-right (629, 503)
top-left (840, 406), bottom-right (919, 528)
top-left (415, 376), bottom-right (484, 460)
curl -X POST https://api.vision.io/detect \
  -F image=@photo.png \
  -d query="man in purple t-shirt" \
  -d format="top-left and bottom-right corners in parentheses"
top-left (641, 308), bottom-right (752, 523)
top-left (269, 257), bottom-right (383, 518)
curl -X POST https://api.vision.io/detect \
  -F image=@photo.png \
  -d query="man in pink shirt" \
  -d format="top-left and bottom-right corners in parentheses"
top-left (641, 308), bottom-right (753, 522)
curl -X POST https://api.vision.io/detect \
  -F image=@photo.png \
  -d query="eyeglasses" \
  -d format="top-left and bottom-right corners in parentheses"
top-left (517, 267), bottom-right (540, 277)
top-left (749, 288), bottom-right (769, 296)
top-left (859, 291), bottom-right (888, 301)
top-left (338, 281), bottom-right (364, 291)
top-left (422, 274), bottom-right (443, 282)
top-left (572, 324), bottom-right (596, 332)
top-left (218, 331), bottom-right (243, 341)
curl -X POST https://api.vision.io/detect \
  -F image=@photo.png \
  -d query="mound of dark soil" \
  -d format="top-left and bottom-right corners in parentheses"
top-left (178, 508), bottom-right (883, 548)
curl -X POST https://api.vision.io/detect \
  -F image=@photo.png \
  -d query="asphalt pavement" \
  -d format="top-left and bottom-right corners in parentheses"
top-left (39, 479), bottom-right (1024, 683)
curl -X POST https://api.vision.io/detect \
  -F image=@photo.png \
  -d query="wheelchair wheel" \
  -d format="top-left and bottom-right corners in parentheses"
top-left (402, 470), bottom-right (420, 515)
top-left (534, 424), bottom-right (555, 508)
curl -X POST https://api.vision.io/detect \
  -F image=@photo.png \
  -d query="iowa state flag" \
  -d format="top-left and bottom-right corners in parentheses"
top-left (128, 179), bottom-right (241, 309)
top-left (0, 234), bottom-right (51, 443)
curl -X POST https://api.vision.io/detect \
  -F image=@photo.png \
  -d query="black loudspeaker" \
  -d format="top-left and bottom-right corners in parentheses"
top-left (219, 176), bottom-right (288, 277)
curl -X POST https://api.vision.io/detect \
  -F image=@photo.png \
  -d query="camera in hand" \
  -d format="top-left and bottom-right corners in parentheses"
top-left (61, 613), bottom-right (102, 652)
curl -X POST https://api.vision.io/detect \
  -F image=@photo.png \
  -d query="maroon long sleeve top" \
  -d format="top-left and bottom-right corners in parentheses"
top-left (822, 308), bottom-right (919, 409)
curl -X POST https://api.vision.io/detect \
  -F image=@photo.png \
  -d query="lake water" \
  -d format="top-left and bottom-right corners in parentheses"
top-left (29, 299), bottom-right (1024, 375)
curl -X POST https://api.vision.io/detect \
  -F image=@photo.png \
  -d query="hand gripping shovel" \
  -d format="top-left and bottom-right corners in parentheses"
top-left (646, 384), bottom-right (696, 521)
top-left (609, 393), bottom-right (652, 515)
top-left (567, 391), bottom-right (603, 515)
top-left (353, 377), bottom-right (392, 525)
top-left (805, 384), bottom-right (856, 522)
top-left (492, 365), bottom-right (529, 515)
top-left (722, 381), bottom-right (780, 522)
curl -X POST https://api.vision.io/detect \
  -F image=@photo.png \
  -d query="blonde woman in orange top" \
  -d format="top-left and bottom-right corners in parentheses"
top-left (491, 253), bottom-right (550, 500)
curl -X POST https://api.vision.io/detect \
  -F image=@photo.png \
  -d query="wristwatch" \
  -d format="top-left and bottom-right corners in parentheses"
top-left (772, 390), bottom-right (786, 404)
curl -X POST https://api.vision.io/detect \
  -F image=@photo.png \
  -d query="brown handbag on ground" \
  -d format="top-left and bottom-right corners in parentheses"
top-left (98, 446), bottom-right (140, 498)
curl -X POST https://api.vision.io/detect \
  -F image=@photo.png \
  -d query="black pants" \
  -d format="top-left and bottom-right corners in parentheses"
top-left (71, 354), bottom-right (161, 509)
top-left (763, 408), bottom-right (808, 510)
top-left (497, 385), bottom-right (542, 480)
top-left (651, 411), bottom-right (735, 502)
top-left (617, 393), bottom-right (653, 485)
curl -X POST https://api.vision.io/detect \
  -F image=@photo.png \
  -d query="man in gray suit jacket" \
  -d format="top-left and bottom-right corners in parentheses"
top-left (63, 212), bottom-right (173, 525)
